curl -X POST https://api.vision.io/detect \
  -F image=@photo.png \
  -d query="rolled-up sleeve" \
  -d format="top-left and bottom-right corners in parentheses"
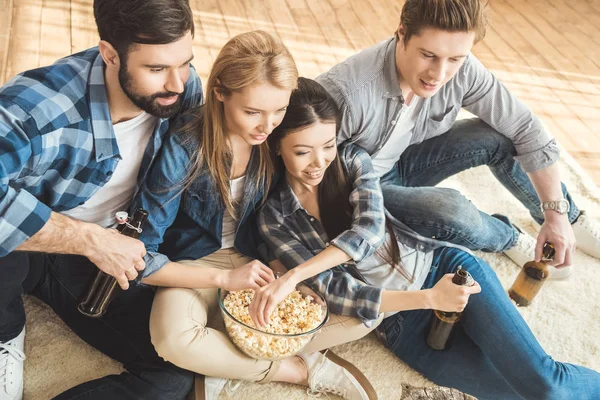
top-left (329, 145), bottom-right (386, 262)
top-left (305, 269), bottom-right (383, 327)
top-left (0, 103), bottom-right (52, 256)
top-left (461, 54), bottom-right (559, 172)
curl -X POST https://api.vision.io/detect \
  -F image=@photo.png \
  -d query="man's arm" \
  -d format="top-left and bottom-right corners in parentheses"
top-left (461, 55), bottom-right (574, 266)
top-left (0, 102), bottom-right (144, 288)
top-left (528, 164), bottom-right (575, 267)
top-left (16, 212), bottom-right (146, 289)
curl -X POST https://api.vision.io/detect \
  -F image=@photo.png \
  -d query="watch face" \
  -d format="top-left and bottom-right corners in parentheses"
top-left (558, 201), bottom-right (568, 213)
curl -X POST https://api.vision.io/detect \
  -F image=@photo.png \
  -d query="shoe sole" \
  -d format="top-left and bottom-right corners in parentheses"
top-left (322, 349), bottom-right (379, 400)
top-left (549, 266), bottom-right (572, 281)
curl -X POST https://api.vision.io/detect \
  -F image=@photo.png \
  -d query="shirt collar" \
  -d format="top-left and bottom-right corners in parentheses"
top-left (278, 180), bottom-right (306, 218)
top-left (383, 36), bottom-right (404, 101)
top-left (88, 52), bottom-right (119, 162)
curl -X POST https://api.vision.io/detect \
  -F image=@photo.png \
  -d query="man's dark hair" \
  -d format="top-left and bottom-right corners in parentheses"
top-left (397, 0), bottom-right (489, 45)
top-left (94, 0), bottom-right (194, 56)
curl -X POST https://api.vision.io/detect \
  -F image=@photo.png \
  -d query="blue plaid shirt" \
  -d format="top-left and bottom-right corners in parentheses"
top-left (0, 47), bottom-right (203, 256)
top-left (259, 144), bottom-right (468, 326)
top-left (258, 144), bottom-right (387, 326)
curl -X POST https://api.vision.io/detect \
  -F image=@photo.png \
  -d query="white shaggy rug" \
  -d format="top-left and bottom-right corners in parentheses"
top-left (23, 145), bottom-right (600, 399)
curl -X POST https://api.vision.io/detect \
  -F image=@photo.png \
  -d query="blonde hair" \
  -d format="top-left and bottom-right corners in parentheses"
top-left (397, 0), bottom-right (489, 44)
top-left (183, 30), bottom-right (298, 217)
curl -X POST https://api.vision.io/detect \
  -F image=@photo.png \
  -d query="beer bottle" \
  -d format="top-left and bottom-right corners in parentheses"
top-left (508, 242), bottom-right (555, 307)
top-left (77, 208), bottom-right (148, 318)
top-left (426, 266), bottom-right (474, 350)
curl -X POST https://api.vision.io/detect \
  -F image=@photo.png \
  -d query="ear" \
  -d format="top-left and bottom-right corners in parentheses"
top-left (98, 40), bottom-right (121, 68)
top-left (213, 86), bottom-right (225, 102)
top-left (397, 24), bottom-right (406, 38)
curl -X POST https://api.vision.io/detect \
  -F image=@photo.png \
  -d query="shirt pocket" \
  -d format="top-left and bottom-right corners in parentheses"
top-left (181, 188), bottom-right (217, 220)
top-left (424, 105), bottom-right (460, 136)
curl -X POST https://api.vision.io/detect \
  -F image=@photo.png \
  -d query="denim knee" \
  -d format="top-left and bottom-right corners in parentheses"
top-left (426, 189), bottom-right (485, 234)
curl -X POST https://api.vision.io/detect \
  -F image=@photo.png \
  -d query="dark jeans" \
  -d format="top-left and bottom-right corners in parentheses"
top-left (380, 118), bottom-right (580, 252)
top-left (0, 251), bottom-right (193, 400)
top-left (380, 247), bottom-right (600, 400)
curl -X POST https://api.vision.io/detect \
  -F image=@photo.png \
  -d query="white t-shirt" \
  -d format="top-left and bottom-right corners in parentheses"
top-left (372, 96), bottom-right (423, 177)
top-left (62, 112), bottom-right (156, 227)
top-left (357, 232), bottom-right (433, 318)
top-left (221, 175), bottom-right (246, 249)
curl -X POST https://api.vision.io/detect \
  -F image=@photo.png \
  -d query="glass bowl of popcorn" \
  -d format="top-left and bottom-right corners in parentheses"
top-left (218, 288), bottom-right (328, 361)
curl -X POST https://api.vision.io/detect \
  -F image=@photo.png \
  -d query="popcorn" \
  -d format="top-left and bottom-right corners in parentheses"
top-left (222, 289), bottom-right (325, 360)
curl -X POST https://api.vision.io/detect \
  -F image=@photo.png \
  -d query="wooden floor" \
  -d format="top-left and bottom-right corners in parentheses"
top-left (1, 0), bottom-right (599, 186)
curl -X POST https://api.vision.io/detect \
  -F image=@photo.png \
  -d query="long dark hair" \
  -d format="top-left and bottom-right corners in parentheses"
top-left (269, 78), bottom-right (403, 270)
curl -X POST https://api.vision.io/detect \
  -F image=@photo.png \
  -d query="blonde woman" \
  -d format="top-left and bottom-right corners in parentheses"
top-left (132, 31), bottom-right (376, 400)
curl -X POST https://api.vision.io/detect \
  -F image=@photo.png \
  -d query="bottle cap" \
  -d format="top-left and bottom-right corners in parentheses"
top-left (115, 211), bottom-right (129, 224)
top-left (542, 242), bottom-right (556, 261)
top-left (453, 266), bottom-right (475, 287)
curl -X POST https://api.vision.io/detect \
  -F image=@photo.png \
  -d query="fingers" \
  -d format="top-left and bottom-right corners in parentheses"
top-left (468, 281), bottom-right (482, 294)
top-left (260, 265), bottom-right (275, 283)
top-left (124, 267), bottom-right (138, 281)
top-left (258, 269), bottom-right (274, 286)
top-left (116, 274), bottom-right (129, 290)
top-left (254, 276), bottom-right (269, 288)
top-left (134, 259), bottom-right (146, 272)
top-left (248, 296), bottom-right (260, 327)
top-left (556, 245), bottom-right (572, 268)
top-left (257, 293), bottom-right (270, 327)
top-left (551, 242), bottom-right (566, 267)
top-left (264, 299), bottom-right (275, 326)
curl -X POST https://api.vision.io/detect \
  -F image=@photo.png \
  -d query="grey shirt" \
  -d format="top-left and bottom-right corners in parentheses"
top-left (316, 37), bottom-right (559, 173)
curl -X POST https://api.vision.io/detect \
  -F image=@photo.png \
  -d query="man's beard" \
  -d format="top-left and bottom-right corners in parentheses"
top-left (118, 64), bottom-right (183, 119)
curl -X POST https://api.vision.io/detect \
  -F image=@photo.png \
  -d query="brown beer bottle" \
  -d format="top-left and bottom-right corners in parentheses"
top-left (77, 208), bottom-right (148, 318)
top-left (508, 242), bottom-right (555, 307)
top-left (426, 266), bottom-right (474, 350)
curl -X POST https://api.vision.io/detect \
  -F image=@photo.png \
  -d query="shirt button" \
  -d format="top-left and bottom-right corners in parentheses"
top-left (418, 244), bottom-right (425, 251)
top-left (391, 120), bottom-right (396, 125)
top-left (326, 242), bottom-right (330, 247)
top-left (310, 217), bottom-right (315, 222)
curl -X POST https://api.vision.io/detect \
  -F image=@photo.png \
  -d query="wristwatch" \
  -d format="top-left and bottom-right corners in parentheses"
top-left (540, 199), bottom-right (570, 215)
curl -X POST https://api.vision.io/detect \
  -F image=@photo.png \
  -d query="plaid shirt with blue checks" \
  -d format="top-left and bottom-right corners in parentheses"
top-left (258, 144), bottom-right (387, 326)
top-left (0, 47), bottom-right (203, 257)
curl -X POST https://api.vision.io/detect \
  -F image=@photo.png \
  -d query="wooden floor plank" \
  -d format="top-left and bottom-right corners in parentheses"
top-left (1, 0), bottom-right (599, 185)
top-left (4, 0), bottom-right (44, 81)
top-left (0, 0), bottom-right (14, 83)
top-left (70, 0), bottom-right (97, 52)
top-left (39, 0), bottom-right (71, 66)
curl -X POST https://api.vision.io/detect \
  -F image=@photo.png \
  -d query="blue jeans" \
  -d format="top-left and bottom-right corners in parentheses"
top-left (380, 118), bottom-right (580, 252)
top-left (380, 247), bottom-right (600, 399)
top-left (0, 251), bottom-right (193, 400)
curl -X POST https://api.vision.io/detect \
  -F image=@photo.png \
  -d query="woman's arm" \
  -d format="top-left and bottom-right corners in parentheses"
top-left (254, 201), bottom-right (377, 326)
top-left (327, 144), bottom-right (387, 263)
top-left (142, 259), bottom-right (274, 290)
top-left (380, 274), bottom-right (481, 313)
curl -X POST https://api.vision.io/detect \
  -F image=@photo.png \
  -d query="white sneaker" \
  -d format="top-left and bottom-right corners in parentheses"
top-left (503, 228), bottom-right (572, 280)
top-left (572, 211), bottom-right (600, 259)
top-left (0, 327), bottom-right (25, 400)
top-left (300, 350), bottom-right (376, 400)
top-left (193, 374), bottom-right (240, 400)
